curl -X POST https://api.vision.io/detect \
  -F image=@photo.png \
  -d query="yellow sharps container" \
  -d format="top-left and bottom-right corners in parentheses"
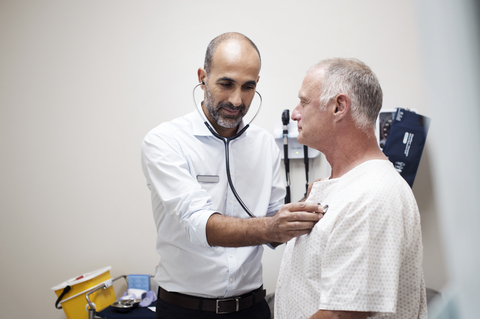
top-left (52, 266), bottom-right (116, 319)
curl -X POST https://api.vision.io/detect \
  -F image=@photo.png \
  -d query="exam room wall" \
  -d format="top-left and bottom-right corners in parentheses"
top-left (0, 1), bottom-right (447, 318)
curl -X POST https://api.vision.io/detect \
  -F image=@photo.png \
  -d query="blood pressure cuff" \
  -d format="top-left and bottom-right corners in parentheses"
top-left (382, 108), bottom-right (431, 187)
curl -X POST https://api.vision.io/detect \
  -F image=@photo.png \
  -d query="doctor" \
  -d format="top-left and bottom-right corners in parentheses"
top-left (141, 32), bottom-right (323, 319)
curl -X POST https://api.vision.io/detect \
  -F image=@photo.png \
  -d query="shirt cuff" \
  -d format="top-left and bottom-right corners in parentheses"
top-left (185, 209), bottom-right (219, 248)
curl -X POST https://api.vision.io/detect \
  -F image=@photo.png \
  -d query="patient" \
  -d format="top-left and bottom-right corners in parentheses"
top-left (275, 58), bottom-right (427, 319)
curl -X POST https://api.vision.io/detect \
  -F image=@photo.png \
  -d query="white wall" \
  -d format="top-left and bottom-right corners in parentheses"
top-left (0, 1), bottom-right (447, 318)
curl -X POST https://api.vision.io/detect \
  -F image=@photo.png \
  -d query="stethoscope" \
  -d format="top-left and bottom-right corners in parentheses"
top-left (193, 82), bottom-right (262, 218)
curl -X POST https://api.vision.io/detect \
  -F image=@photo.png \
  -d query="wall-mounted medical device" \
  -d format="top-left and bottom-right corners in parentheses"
top-left (273, 122), bottom-right (321, 159)
top-left (376, 108), bottom-right (417, 150)
top-left (376, 108), bottom-right (431, 187)
top-left (274, 110), bottom-right (321, 203)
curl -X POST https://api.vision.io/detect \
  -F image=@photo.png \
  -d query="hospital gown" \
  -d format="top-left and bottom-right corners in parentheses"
top-left (275, 160), bottom-right (427, 319)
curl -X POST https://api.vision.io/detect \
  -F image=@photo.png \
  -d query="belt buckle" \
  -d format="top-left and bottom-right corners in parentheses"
top-left (216, 297), bottom-right (240, 314)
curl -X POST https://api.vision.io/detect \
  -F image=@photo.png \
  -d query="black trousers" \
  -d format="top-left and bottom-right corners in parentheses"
top-left (155, 297), bottom-right (271, 319)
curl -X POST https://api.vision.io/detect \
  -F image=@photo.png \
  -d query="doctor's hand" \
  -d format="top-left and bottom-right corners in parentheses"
top-left (267, 202), bottom-right (325, 245)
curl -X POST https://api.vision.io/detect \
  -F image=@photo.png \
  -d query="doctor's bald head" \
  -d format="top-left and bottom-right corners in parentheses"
top-left (204, 32), bottom-right (261, 76)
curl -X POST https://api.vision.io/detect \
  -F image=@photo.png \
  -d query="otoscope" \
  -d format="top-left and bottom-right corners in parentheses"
top-left (282, 109), bottom-right (291, 204)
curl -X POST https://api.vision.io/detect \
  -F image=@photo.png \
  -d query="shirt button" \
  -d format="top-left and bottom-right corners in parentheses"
top-left (228, 254), bottom-right (233, 258)
top-left (229, 278), bottom-right (233, 283)
top-left (228, 200), bottom-right (232, 204)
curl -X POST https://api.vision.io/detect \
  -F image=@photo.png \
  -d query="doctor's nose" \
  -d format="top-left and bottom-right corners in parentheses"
top-left (229, 89), bottom-right (243, 107)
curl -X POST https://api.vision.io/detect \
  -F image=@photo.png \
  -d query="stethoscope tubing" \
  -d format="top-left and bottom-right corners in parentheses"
top-left (192, 83), bottom-right (263, 218)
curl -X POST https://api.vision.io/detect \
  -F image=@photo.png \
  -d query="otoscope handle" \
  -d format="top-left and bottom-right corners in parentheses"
top-left (285, 186), bottom-right (291, 204)
top-left (282, 109), bottom-right (291, 204)
top-left (283, 144), bottom-right (290, 168)
top-left (303, 145), bottom-right (309, 166)
top-left (303, 145), bottom-right (309, 196)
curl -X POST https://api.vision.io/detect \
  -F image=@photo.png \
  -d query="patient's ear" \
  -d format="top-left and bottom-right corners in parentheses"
top-left (334, 94), bottom-right (350, 121)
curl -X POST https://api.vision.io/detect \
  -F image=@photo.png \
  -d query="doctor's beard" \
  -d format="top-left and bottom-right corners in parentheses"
top-left (204, 86), bottom-right (247, 129)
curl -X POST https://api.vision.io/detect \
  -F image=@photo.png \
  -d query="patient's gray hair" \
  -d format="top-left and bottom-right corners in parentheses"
top-left (312, 58), bottom-right (383, 130)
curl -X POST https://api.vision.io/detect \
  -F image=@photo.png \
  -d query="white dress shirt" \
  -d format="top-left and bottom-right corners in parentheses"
top-left (141, 109), bottom-right (285, 298)
top-left (276, 160), bottom-right (427, 318)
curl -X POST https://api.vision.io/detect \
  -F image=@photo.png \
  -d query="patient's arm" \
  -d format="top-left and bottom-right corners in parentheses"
top-left (310, 310), bottom-right (370, 319)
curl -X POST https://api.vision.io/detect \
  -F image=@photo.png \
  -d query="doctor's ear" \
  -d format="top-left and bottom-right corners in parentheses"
top-left (197, 68), bottom-right (207, 86)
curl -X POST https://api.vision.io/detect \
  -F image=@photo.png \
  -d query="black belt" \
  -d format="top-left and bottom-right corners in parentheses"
top-left (158, 286), bottom-right (266, 314)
